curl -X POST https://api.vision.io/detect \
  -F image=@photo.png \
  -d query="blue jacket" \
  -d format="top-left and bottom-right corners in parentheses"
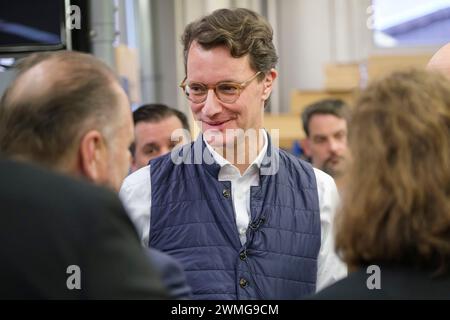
top-left (149, 135), bottom-right (321, 299)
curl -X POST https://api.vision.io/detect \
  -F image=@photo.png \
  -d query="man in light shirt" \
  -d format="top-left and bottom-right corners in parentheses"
top-left (120, 8), bottom-right (346, 299)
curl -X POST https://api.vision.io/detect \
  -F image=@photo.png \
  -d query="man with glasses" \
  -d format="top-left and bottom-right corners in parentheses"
top-left (120, 8), bottom-right (346, 299)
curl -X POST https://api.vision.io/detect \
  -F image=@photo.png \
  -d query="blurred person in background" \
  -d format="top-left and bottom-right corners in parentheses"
top-left (301, 99), bottom-right (350, 192)
top-left (130, 103), bottom-right (190, 173)
top-left (313, 69), bottom-right (450, 299)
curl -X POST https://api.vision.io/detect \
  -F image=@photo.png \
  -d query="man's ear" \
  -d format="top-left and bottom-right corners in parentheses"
top-left (262, 68), bottom-right (278, 101)
top-left (301, 137), bottom-right (312, 157)
top-left (78, 130), bottom-right (107, 184)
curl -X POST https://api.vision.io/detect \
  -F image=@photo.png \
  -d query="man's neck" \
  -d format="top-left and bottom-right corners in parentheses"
top-left (218, 130), bottom-right (265, 175)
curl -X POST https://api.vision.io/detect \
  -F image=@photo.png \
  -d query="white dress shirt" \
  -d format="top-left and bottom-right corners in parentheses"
top-left (120, 132), bottom-right (347, 292)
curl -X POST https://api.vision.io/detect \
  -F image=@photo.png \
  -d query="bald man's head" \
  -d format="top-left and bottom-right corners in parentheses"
top-left (0, 51), bottom-right (134, 191)
top-left (427, 43), bottom-right (450, 79)
top-left (0, 51), bottom-right (120, 165)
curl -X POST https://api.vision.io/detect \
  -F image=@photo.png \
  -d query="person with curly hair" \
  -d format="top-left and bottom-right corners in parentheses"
top-left (313, 69), bottom-right (450, 299)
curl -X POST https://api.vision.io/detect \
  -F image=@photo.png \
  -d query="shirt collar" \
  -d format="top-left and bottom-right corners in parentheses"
top-left (203, 129), bottom-right (268, 170)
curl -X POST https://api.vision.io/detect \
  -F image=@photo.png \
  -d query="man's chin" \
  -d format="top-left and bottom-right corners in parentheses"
top-left (323, 162), bottom-right (345, 178)
top-left (203, 129), bottom-right (234, 147)
top-left (207, 138), bottom-right (237, 151)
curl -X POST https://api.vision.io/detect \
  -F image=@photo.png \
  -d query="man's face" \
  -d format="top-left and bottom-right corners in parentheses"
top-left (305, 114), bottom-right (348, 177)
top-left (103, 84), bottom-right (134, 191)
top-left (186, 42), bottom-right (271, 148)
top-left (131, 115), bottom-right (187, 172)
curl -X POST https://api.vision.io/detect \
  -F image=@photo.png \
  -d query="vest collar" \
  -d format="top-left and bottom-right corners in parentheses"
top-left (195, 131), bottom-right (280, 179)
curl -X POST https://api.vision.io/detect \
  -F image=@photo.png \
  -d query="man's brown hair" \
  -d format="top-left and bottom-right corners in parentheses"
top-left (181, 8), bottom-right (278, 78)
top-left (301, 99), bottom-right (350, 137)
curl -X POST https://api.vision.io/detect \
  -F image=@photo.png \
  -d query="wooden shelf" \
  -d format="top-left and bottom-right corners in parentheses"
top-left (290, 90), bottom-right (355, 115)
top-left (264, 114), bottom-right (303, 150)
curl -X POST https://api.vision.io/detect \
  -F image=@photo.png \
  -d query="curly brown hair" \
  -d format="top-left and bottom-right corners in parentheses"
top-left (181, 8), bottom-right (278, 77)
top-left (335, 69), bottom-right (450, 275)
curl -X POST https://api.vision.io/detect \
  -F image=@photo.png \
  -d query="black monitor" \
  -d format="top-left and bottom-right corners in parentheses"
top-left (0, 0), bottom-right (69, 54)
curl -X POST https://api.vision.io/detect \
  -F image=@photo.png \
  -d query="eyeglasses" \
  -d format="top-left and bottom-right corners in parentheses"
top-left (180, 71), bottom-right (262, 104)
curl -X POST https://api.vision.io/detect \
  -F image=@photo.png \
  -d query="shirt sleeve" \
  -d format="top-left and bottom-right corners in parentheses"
top-left (313, 168), bottom-right (348, 292)
top-left (119, 165), bottom-right (152, 247)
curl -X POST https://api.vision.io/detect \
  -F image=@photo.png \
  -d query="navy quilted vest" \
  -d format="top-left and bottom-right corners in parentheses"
top-left (149, 135), bottom-right (321, 300)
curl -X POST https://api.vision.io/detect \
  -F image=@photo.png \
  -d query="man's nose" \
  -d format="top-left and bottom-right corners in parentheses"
top-left (201, 89), bottom-right (222, 118)
top-left (329, 138), bottom-right (343, 154)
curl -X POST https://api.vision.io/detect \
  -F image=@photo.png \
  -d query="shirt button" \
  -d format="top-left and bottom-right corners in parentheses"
top-left (239, 228), bottom-right (246, 236)
top-left (239, 278), bottom-right (249, 288)
top-left (222, 189), bottom-right (231, 198)
top-left (239, 250), bottom-right (247, 261)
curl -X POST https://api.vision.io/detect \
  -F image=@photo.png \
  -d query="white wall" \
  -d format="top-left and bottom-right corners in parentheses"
top-left (0, 70), bottom-right (16, 98)
top-left (152, 0), bottom-right (179, 109)
top-left (275, 0), bottom-right (372, 112)
top-left (277, 0), bottom-right (332, 111)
